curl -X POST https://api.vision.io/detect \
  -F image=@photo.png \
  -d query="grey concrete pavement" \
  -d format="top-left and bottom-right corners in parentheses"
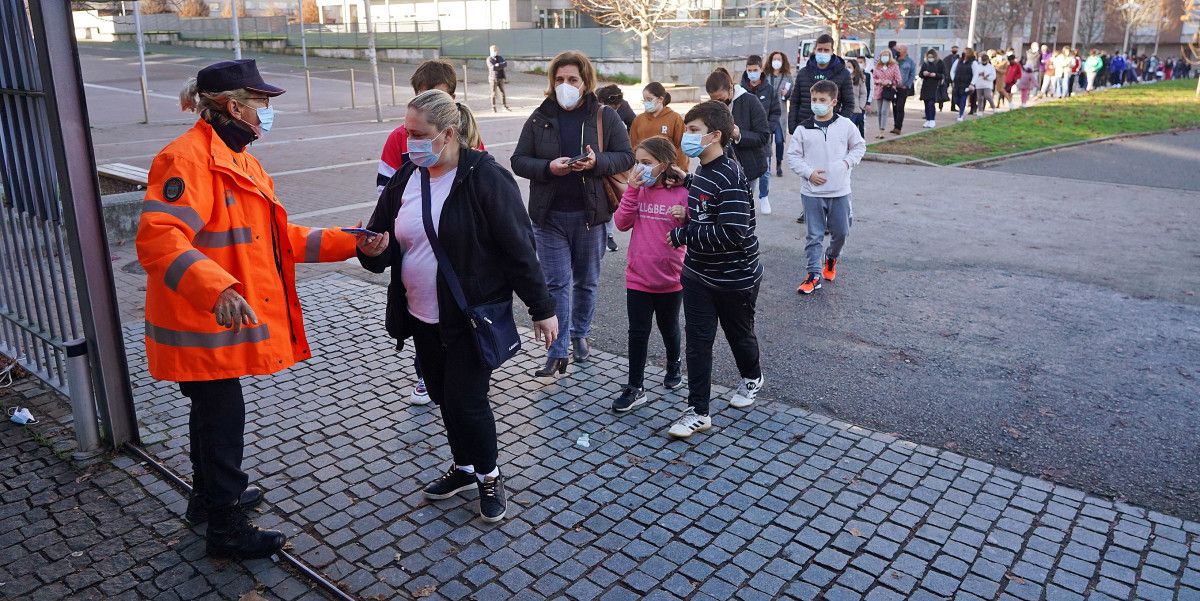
top-left (981, 129), bottom-right (1200, 191)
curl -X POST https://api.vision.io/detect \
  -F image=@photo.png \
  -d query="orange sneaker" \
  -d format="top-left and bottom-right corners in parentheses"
top-left (796, 273), bottom-right (822, 295)
top-left (822, 256), bottom-right (838, 281)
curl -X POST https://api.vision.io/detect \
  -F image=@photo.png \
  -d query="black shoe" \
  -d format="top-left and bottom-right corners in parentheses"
top-left (663, 360), bottom-right (685, 390)
top-left (796, 214), bottom-right (806, 224)
top-left (612, 386), bottom-right (647, 413)
top-left (205, 504), bottom-right (285, 559)
top-left (504, 106), bottom-right (512, 112)
top-left (423, 466), bottom-right (478, 500)
top-left (478, 474), bottom-right (507, 523)
top-left (572, 337), bottom-right (591, 362)
top-left (606, 236), bottom-right (619, 252)
top-left (534, 357), bottom-right (568, 377)
top-left (185, 485), bottom-right (264, 526)
top-left (776, 166), bottom-right (783, 177)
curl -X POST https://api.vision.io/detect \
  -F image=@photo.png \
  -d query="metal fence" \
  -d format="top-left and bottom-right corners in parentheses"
top-left (1, 0), bottom-right (136, 445)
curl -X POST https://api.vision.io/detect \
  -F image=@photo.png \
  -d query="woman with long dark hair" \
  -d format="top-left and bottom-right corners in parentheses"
top-left (763, 51), bottom-right (794, 178)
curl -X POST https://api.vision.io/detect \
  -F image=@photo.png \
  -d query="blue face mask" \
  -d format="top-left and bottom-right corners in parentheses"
top-left (681, 132), bottom-right (713, 158)
top-left (408, 130), bottom-right (447, 168)
top-left (811, 102), bottom-right (832, 117)
top-left (747, 70), bottom-right (761, 82)
top-left (637, 163), bottom-right (660, 186)
top-left (643, 99), bottom-right (658, 113)
top-left (255, 106), bottom-right (274, 135)
top-left (815, 52), bottom-right (833, 66)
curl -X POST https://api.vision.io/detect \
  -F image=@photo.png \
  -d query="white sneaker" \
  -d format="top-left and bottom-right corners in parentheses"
top-left (928, 120), bottom-right (937, 128)
top-left (956, 116), bottom-right (964, 122)
top-left (410, 378), bottom-right (432, 405)
top-left (759, 196), bottom-right (772, 215)
top-left (729, 375), bottom-right (764, 408)
top-left (668, 407), bottom-right (712, 439)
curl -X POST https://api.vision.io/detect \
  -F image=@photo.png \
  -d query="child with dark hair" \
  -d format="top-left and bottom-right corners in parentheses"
top-left (596, 84), bottom-right (636, 130)
top-left (664, 101), bottom-right (764, 439)
top-left (786, 80), bottom-right (865, 296)
top-left (630, 82), bottom-right (688, 171)
top-left (741, 54), bottom-right (782, 215)
top-left (611, 137), bottom-right (690, 412)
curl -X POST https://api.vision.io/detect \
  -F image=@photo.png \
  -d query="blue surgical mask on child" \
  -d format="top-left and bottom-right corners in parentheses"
top-left (747, 71), bottom-right (761, 82)
top-left (643, 99), bottom-right (658, 112)
top-left (637, 163), bottom-right (660, 186)
top-left (408, 130), bottom-right (447, 168)
top-left (811, 102), bottom-right (832, 117)
top-left (680, 132), bottom-right (713, 158)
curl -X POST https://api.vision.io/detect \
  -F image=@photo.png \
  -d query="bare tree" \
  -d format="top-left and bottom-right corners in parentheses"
top-left (1075, 0), bottom-right (1107, 45)
top-left (221, 0), bottom-right (246, 18)
top-left (1185, 0), bottom-right (1199, 94)
top-left (141, 0), bottom-right (171, 14)
top-left (301, 0), bottom-right (320, 24)
top-left (790, 0), bottom-right (908, 49)
top-left (570, 0), bottom-right (686, 84)
top-left (1111, 0), bottom-right (1159, 52)
top-left (178, 0), bottom-right (209, 17)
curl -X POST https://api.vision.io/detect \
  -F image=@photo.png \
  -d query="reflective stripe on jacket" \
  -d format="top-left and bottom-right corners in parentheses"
top-left (137, 119), bottom-right (356, 382)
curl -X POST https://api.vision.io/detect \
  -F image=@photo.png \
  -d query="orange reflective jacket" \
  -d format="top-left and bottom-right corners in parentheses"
top-left (137, 119), bottom-right (356, 382)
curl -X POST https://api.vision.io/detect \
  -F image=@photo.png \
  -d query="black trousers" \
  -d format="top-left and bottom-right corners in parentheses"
top-left (892, 91), bottom-right (909, 130)
top-left (682, 278), bottom-right (761, 415)
top-left (179, 378), bottom-right (248, 508)
top-left (409, 316), bottom-right (498, 474)
top-left (626, 289), bottom-right (682, 389)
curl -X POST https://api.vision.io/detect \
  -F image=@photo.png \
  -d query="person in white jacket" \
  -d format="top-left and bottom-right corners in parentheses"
top-left (972, 59), bottom-right (997, 112)
top-left (785, 80), bottom-right (866, 296)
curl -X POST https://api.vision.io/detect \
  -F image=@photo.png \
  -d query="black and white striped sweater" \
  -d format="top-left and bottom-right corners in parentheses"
top-left (668, 155), bottom-right (763, 291)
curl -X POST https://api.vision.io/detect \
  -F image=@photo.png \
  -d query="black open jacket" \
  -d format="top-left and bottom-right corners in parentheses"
top-left (358, 149), bottom-right (555, 347)
top-left (511, 93), bottom-right (635, 228)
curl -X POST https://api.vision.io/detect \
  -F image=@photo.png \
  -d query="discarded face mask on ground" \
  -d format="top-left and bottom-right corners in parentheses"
top-left (8, 406), bottom-right (36, 425)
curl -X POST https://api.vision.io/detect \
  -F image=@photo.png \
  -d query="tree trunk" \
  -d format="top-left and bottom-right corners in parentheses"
top-left (832, 22), bottom-right (842, 53)
top-left (640, 31), bottom-right (651, 85)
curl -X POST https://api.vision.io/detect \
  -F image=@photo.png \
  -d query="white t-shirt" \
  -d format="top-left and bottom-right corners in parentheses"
top-left (395, 168), bottom-right (457, 324)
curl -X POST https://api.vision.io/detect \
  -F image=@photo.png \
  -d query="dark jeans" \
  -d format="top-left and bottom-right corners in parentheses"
top-left (923, 99), bottom-right (936, 121)
top-left (410, 316), bottom-right (498, 474)
top-left (682, 277), bottom-right (761, 416)
top-left (490, 78), bottom-right (508, 108)
top-left (626, 289), bottom-right (682, 389)
top-left (180, 378), bottom-right (248, 508)
top-left (955, 92), bottom-right (971, 118)
top-left (850, 113), bottom-right (865, 138)
top-left (892, 91), bottom-right (909, 130)
top-left (772, 120), bottom-right (785, 164)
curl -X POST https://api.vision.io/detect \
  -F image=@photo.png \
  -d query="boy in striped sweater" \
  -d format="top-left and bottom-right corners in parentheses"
top-left (666, 101), bottom-right (765, 439)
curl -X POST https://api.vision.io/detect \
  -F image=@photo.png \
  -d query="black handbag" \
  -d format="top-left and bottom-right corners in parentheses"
top-left (881, 85), bottom-right (897, 101)
top-left (419, 168), bottom-right (522, 370)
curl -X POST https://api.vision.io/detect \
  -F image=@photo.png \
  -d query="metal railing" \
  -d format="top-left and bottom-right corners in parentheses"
top-left (1, 0), bottom-right (137, 446)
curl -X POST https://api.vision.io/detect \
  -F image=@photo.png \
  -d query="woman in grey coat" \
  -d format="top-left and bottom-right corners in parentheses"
top-left (764, 51), bottom-right (795, 178)
top-left (511, 50), bottom-right (635, 378)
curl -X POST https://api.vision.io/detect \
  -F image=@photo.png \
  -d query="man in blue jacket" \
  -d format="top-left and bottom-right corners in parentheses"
top-left (892, 44), bottom-right (917, 134)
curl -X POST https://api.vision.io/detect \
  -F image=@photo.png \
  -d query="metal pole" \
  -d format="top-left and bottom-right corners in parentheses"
top-left (915, 5), bottom-right (925, 56)
top-left (298, 0), bottom-right (309, 69)
top-left (133, 0), bottom-right (150, 124)
top-left (350, 67), bottom-right (357, 108)
top-left (66, 340), bottom-right (100, 458)
top-left (230, 0), bottom-right (242, 59)
top-left (1070, 0), bottom-right (1082, 49)
top-left (363, 0), bottom-right (383, 122)
top-left (27, 0), bottom-right (139, 447)
top-left (305, 69), bottom-right (313, 111)
top-left (966, 0), bottom-right (979, 48)
top-left (462, 62), bottom-right (468, 102)
top-left (391, 65), bottom-right (397, 105)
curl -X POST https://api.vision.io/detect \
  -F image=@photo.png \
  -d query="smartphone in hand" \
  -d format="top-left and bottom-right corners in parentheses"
top-left (565, 153), bottom-right (590, 166)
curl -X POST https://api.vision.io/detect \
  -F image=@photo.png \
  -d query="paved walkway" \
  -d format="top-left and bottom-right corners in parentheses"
top-left (112, 273), bottom-right (1200, 600)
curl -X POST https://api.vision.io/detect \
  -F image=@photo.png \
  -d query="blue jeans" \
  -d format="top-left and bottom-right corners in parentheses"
top-left (955, 92), bottom-right (970, 118)
top-left (534, 210), bottom-right (605, 359)
top-left (801, 194), bottom-right (852, 274)
top-left (924, 99), bottom-right (936, 121)
top-left (758, 121), bottom-right (785, 198)
top-left (850, 113), bottom-right (865, 137)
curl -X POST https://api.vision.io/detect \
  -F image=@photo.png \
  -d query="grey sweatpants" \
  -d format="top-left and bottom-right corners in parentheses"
top-left (802, 194), bottom-right (852, 275)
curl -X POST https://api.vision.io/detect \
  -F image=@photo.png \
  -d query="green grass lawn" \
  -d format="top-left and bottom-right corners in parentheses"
top-left (869, 79), bottom-right (1200, 165)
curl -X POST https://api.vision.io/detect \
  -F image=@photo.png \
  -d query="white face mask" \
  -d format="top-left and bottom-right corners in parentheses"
top-left (771, 59), bottom-right (783, 70)
top-left (555, 82), bottom-right (582, 109)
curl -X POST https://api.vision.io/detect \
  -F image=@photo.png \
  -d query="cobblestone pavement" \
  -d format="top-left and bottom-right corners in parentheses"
top-left (117, 273), bottom-right (1200, 600)
top-left (0, 381), bottom-right (305, 600)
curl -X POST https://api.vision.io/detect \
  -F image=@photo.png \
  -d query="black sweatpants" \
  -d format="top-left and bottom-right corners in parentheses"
top-left (626, 289), bottom-right (682, 389)
top-left (179, 378), bottom-right (248, 508)
top-left (682, 277), bottom-right (761, 416)
top-left (892, 91), bottom-right (910, 131)
top-left (409, 316), bottom-right (498, 474)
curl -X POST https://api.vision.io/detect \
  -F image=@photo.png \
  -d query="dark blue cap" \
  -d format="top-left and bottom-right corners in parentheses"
top-left (197, 59), bottom-right (285, 96)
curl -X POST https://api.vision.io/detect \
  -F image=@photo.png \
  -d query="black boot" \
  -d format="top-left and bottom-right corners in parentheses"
top-left (663, 360), bottom-right (685, 390)
top-left (572, 337), bottom-right (591, 363)
top-left (206, 504), bottom-right (285, 559)
top-left (186, 485), bottom-right (265, 526)
top-left (533, 358), bottom-right (569, 377)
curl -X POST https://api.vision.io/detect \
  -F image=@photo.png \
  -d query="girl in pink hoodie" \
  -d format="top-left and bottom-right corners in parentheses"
top-left (611, 137), bottom-right (689, 413)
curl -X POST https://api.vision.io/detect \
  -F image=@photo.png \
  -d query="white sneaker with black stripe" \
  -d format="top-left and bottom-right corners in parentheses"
top-left (729, 375), bottom-right (764, 408)
top-left (668, 407), bottom-right (712, 439)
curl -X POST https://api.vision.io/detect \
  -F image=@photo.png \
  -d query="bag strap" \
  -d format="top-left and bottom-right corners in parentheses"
top-left (595, 105), bottom-right (605, 154)
top-left (419, 168), bottom-right (471, 315)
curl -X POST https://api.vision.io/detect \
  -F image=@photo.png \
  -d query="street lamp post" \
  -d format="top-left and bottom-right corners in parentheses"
top-left (133, 0), bottom-right (150, 124)
top-left (298, 0), bottom-right (312, 111)
top-left (363, 0), bottom-right (384, 122)
top-left (230, 0), bottom-right (242, 59)
top-left (966, 0), bottom-right (979, 48)
top-left (1070, 0), bottom-right (1082, 49)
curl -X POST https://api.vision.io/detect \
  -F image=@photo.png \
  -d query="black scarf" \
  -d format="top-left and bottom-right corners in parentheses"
top-left (211, 119), bottom-right (258, 153)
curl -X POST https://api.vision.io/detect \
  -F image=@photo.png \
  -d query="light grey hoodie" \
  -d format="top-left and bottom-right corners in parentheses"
top-left (785, 113), bottom-right (866, 198)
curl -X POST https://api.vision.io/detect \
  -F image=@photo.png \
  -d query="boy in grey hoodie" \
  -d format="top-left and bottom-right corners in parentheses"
top-left (785, 80), bottom-right (866, 295)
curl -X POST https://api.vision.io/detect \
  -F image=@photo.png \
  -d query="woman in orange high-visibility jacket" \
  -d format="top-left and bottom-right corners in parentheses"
top-left (136, 60), bottom-right (365, 560)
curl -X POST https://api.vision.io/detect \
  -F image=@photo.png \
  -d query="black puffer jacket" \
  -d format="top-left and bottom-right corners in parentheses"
top-left (918, 59), bottom-right (946, 101)
top-left (511, 93), bottom-right (635, 227)
top-left (788, 55), bottom-right (856, 133)
top-left (951, 58), bottom-right (976, 96)
top-left (358, 149), bottom-right (555, 347)
top-left (727, 87), bottom-right (771, 182)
